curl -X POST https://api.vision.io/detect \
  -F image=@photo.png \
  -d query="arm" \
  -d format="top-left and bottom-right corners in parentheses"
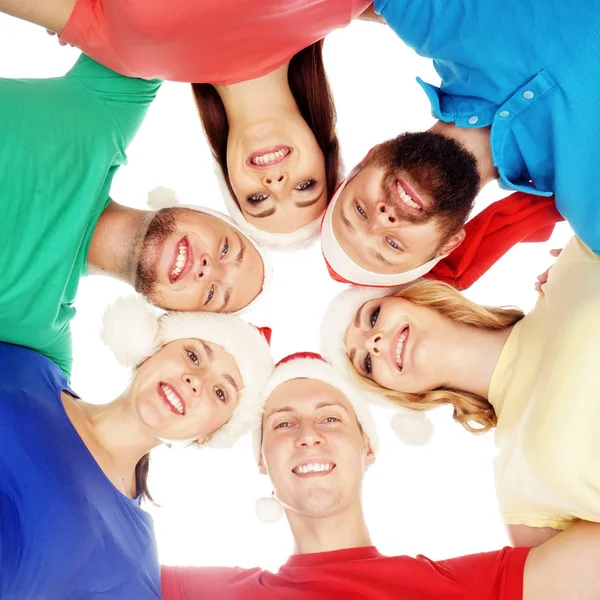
top-left (524, 521), bottom-right (600, 600)
top-left (508, 524), bottom-right (562, 548)
top-left (0, 0), bottom-right (75, 33)
top-left (357, 3), bottom-right (386, 24)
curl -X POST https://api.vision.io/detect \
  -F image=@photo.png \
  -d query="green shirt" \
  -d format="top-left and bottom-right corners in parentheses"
top-left (0, 54), bottom-right (161, 378)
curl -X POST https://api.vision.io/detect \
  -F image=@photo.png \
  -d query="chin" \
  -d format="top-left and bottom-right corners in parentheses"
top-left (297, 490), bottom-right (343, 518)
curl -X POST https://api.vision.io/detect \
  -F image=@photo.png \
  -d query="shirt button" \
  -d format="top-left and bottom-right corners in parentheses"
top-left (468, 116), bottom-right (479, 124)
top-left (499, 110), bottom-right (510, 117)
top-left (523, 90), bottom-right (534, 100)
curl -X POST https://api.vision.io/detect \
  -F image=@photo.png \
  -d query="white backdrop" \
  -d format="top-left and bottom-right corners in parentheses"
top-left (1, 14), bottom-right (572, 571)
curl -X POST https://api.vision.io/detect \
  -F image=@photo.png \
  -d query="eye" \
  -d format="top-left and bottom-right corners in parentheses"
top-left (386, 237), bottom-right (402, 251)
top-left (364, 353), bottom-right (372, 375)
top-left (296, 179), bottom-right (316, 191)
top-left (355, 202), bottom-right (367, 219)
top-left (206, 285), bottom-right (215, 304)
top-left (247, 193), bottom-right (269, 204)
top-left (369, 306), bottom-right (380, 328)
top-left (187, 350), bottom-right (199, 366)
top-left (322, 416), bottom-right (341, 424)
top-left (214, 386), bottom-right (227, 403)
top-left (220, 238), bottom-right (229, 259)
top-left (275, 421), bottom-right (292, 429)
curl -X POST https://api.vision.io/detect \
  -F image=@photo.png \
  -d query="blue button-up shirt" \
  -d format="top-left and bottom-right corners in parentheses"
top-left (375, 0), bottom-right (600, 252)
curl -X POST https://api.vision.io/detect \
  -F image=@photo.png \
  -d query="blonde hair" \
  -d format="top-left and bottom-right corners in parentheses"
top-left (351, 280), bottom-right (524, 434)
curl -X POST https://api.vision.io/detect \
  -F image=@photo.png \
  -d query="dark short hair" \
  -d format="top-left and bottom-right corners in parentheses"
top-left (192, 40), bottom-right (340, 209)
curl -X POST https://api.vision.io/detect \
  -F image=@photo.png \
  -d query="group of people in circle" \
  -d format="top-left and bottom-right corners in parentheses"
top-left (1, 0), bottom-right (599, 599)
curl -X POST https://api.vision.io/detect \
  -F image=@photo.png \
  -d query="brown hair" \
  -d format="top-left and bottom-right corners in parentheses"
top-left (351, 280), bottom-right (524, 433)
top-left (192, 40), bottom-right (340, 208)
top-left (135, 452), bottom-right (154, 504)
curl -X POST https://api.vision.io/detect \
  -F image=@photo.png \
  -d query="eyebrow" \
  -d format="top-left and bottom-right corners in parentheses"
top-left (218, 287), bottom-right (232, 312)
top-left (354, 303), bottom-right (366, 328)
top-left (234, 233), bottom-right (245, 265)
top-left (340, 204), bottom-right (355, 232)
top-left (201, 341), bottom-right (214, 361)
top-left (264, 401), bottom-right (350, 419)
top-left (295, 196), bottom-right (321, 209)
top-left (224, 374), bottom-right (239, 392)
top-left (373, 250), bottom-right (401, 267)
top-left (246, 207), bottom-right (276, 219)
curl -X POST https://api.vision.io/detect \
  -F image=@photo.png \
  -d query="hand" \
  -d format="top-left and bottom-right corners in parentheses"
top-left (535, 248), bottom-right (562, 293)
top-left (46, 29), bottom-right (70, 46)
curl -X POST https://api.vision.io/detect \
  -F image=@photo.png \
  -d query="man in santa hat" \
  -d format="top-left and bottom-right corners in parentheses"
top-left (161, 353), bottom-right (600, 599)
top-left (322, 0), bottom-right (597, 288)
top-left (0, 54), bottom-right (269, 379)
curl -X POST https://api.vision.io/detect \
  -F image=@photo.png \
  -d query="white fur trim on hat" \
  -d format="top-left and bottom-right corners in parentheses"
top-left (320, 166), bottom-right (446, 286)
top-left (101, 295), bottom-right (274, 448)
top-left (252, 355), bottom-right (380, 460)
top-left (320, 286), bottom-right (434, 446)
top-left (146, 187), bottom-right (272, 314)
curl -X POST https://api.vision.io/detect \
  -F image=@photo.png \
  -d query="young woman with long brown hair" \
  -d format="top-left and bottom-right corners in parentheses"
top-left (1, 0), bottom-right (370, 247)
top-left (321, 236), bottom-right (600, 549)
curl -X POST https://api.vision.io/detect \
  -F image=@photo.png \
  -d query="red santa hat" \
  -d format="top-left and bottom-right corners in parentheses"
top-left (147, 187), bottom-right (273, 313)
top-left (100, 295), bottom-right (274, 449)
top-left (320, 286), bottom-right (434, 446)
top-left (321, 165), bottom-right (563, 289)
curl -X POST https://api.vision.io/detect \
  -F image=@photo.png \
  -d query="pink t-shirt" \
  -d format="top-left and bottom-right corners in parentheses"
top-left (60, 0), bottom-right (370, 83)
top-left (161, 546), bottom-right (531, 599)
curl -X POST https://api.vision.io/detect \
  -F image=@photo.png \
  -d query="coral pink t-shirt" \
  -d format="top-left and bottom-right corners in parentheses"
top-left (161, 546), bottom-right (530, 599)
top-left (60, 0), bottom-right (370, 83)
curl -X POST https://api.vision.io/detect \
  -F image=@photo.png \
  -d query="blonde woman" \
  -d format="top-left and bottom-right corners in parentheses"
top-left (321, 236), bottom-right (600, 548)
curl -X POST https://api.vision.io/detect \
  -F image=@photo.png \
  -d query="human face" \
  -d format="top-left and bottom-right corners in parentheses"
top-left (135, 208), bottom-right (264, 312)
top-left (226, 117), bottom-right (328, 234)
top-left (331, 132), bottom-right (478, 274)
top-left (130, 339), bottom-right (243, 442)
top-left (260, 379), bottom-right (374, 518)
top-left (344, 295), bottom-right (453, 394)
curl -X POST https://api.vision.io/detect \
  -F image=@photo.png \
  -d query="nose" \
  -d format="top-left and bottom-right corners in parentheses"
top-left (365, 331), bottom-right (384, 356)
top-left (196, 253), bottom-right (224, 280)
top-left (295, 423), bottom-right (326, 448)
top-left (262, 171), bottom-right (287, 189)
top-left (369, 202), bottom-right (397, 233)
top-left (182, 372), bottom-right (204, 396)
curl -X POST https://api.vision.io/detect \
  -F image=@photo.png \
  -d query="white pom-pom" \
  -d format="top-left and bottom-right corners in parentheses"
top-left (100, 296), bottom-right (160, 367)
top-left (147, 186), bottom-right (179, 210)
top-left (391, 410), bottom-right (434, 446)
top-left (255, 495), bottom-right (284, 523)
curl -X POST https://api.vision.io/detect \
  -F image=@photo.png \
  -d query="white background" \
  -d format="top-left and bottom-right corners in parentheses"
top-left (0, 14), bottom-right (572, 571)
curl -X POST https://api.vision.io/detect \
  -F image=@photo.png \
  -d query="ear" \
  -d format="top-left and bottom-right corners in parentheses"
top-left (438, 227), bottom-right (466, 256)
top-left (363, 434), bottom-right (376, 468)
top-left (360, 147), bottom-right (374, 167)
top-left (258, 454), bottom-right (268, 476)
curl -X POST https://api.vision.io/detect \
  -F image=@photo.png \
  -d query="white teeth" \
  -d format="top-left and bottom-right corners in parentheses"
top-left (161, 383), bottom-right (184, 415)
top-left (293, 463), bottom-right (334, 474)
top-left (395, 329), bottom-right (408, 369)
top-left (251, 148), bottom-right (288, 165)
top-left (171, 242), bottom-right (187, 278)
top-left (396, 182), bottom-right (421, 210)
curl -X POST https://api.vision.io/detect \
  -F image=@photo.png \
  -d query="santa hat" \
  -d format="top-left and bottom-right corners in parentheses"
top-left (254, 352), bottom-right (380, 523)
top-left (321, 164), bottom-right (562, 289)
top-left (147, 187), bottom-right (273, 313)
top-left (100, 295), bottom-right (274, 449)
top-left (253, 352), bottom-right (380, 460)
top-left (320, 286), bottom-right (434, 446)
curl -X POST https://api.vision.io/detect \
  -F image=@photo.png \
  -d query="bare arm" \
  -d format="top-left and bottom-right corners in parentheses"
top-left (0, 0), bottom-right (75, 34)
top-left (524, 521), bottom-right (600, 600)
top-left (357, 3), bottom-right (386, 24)
top-left (508, 524), bottom-right (562, 548)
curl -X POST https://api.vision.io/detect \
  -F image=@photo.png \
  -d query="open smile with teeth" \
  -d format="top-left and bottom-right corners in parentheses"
top-left (249, 146), bottom-right (291, 167)
top-left (395, 180), bottom-right (423, 211)
top-left (159, 382), bottom-right (186, 416)
top-left (170, 237), bottom-right (191, 283)
top-left (292, 462), bottom-right (336, 476)
top-left (394, 326), bottom-right (409, 371)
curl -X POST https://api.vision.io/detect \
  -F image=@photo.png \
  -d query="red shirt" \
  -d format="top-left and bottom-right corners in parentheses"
top-left (60, 0), bottom-right (370, 83)
top-left (161, 546), bottom-right (530, 600)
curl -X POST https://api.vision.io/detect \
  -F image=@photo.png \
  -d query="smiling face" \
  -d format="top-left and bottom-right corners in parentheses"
top-left (331, 132), bottom-right (479, 274)
top-left (226, 118), bottom-right (328, 234)
top-left (135, 208), bottom-right (264, 312)
top-left (129, 339), bottom-right (243, 443)
top-left (344, 295), bottom-right (454, 394)
top-left (259, 378), bottom-right (374, 518)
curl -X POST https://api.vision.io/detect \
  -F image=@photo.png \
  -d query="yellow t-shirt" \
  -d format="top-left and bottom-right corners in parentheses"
top-left (489, 236), bottom-right (600, 530)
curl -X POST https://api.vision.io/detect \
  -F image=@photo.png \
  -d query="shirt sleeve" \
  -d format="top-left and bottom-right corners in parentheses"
top-left (432, 547), bottom-right (531, 600)
top-left (161, 565), bottom-right (264, 600)
top-left (64, 53), bottom-right (162, 149)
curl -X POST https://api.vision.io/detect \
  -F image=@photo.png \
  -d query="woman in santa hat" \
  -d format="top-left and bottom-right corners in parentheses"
top-left (321, 234), bottom-right (600, 548)
top-left (1, 0), bottom-right (371, 249)
top-left (0, 296), bottom-right (273, 599)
